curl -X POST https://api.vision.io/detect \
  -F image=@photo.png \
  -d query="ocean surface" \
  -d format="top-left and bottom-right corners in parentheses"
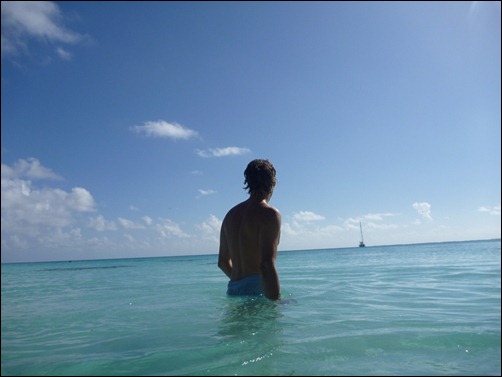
top-left (1, 240), bottom-right (500, 376)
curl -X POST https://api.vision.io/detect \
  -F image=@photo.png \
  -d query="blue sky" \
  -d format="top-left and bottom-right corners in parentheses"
top-left (1, 1), bottom-right (500, 263)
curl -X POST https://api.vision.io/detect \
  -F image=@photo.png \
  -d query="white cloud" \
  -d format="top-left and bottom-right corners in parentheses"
top-left (2, 157), bottom-right (62, 180)
top-left (478, 204), bottom-right (501, 216)
top-left (195, 147), bottom-right (250, 158)
top-left (198, 189), bottom-right (216, 196)
top-left (281, 211), bottom-right (405, 251)
top-left (118, 217), bottom-right (145, 229)
top-left (1, 1), bottom-right (85, 59)
top-left (66, 187), bottom-right (95, 212)
top-left (363, 213), bottom-right (396, 221)
top-left (131, 120), bottom-right (198, 140)
top-left (155, 218), bottom-right (189, 238)
top-left (142, 215), bottom-right (153, 225)
top-left (56, 47), bottom-right (71, 60)
top-left (343, 214), bottom-right (399, 231)
top-left (412, 202), bottom-right (433, 221)
top-left (198, 214), bottom-right (222, 242)
top-left (293, 211), bottom-right (325, 222)
top-left (281, 222), bottom-right (298, 236)
top-left (2, 160), bottom-right (228, 260)
top-left (88, 215), bottom-right (117, 231)
top-left (1, 181), bottom-right (96, 230)
top-left (1, 160), bottom-right (96, 241)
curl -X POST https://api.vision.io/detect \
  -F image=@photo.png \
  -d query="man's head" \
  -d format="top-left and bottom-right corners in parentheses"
top-left (243, 159), bottom-right (277, 199)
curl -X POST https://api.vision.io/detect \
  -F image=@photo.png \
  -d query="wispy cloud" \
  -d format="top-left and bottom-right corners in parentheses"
top-left (1, 1), bottom-right (86, 59)
top-left (197, 189), bottom-right (217, 197)
top-left (56, 47), bottom-right (72, 60)
top-left (154, 218), bottom-right (189, 238)
top-left (197, 214), bottom-right (222, 242)
top-left (195, 147), bottom-right (251, 158)
top-left (88, 215), bottom-right (117, 232)
top-left (118, 217), bottom-right (145, 230)
top-left (282, 220), bottom-right (343, 240)
top-left (412, 202), bottom-right (433, 221)
top-left (1, 157), bottom-right (62, 180)
top-left (131, 120), bottom-right (198, 140)
top-left (293, 211), bottom-right (325, 222)
top-left (478, 204), bottom-right (501, 216)
top-left (363, 213), bottom-right (397, 221)
top-left (344, 213), bottom-right (399, 230)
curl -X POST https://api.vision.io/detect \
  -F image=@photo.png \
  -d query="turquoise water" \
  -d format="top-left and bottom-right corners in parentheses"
top-left (1, 240), bottom-right (500, 376)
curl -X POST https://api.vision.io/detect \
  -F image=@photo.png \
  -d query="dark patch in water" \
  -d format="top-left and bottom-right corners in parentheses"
top-left (39, 265), bottom-right (131, 272)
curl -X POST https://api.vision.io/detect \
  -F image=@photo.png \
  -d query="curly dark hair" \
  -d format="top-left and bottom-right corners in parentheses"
top-left (243, 159), bottom-right (277, 196)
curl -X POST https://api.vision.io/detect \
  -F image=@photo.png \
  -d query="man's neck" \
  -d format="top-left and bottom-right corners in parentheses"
top-left (249, 192), bottom-right (270, 203)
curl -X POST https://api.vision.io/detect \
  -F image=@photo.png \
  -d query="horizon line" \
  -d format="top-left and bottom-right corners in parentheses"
top-left (2, 238), bottom-right (500, 265)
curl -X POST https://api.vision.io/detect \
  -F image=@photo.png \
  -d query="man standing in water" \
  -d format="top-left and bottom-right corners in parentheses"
top-left (218, 159), bottom-right (281, 300)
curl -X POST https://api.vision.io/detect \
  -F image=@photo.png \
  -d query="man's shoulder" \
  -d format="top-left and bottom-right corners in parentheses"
top-left (230, 200), bottom-right (248, 213)
top-left (266, 205), bottom-right (281, 215)
top-left (223, 201), bottom-right (247, 221)
top-left (261, 204), bottom-right (281, 222)
top-left (260, 200), bottom-right (280, 213)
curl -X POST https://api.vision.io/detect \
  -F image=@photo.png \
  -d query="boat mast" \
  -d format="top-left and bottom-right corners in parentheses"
top-left (359, 221), bottom-right (365, 247)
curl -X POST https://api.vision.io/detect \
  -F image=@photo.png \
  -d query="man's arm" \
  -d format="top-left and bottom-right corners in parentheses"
top-left (259, 208), bottom-right (281, 300)
top-left (218, 223), bottom-right (232, 279)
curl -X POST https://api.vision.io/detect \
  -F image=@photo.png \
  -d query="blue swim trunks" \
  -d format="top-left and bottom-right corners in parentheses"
top-left (227, 274), bottom-right (264, 296)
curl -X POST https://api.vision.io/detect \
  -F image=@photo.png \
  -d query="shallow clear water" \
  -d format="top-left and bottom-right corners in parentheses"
top-left (2, 240), bottom-right (500, 376)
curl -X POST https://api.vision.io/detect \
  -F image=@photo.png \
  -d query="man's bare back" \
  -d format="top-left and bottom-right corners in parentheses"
top-left (218, 159), bottom-right (281, 300)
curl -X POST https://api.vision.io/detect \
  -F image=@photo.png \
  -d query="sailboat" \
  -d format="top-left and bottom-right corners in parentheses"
top-left (359, 221), bottom-right (366, 247)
